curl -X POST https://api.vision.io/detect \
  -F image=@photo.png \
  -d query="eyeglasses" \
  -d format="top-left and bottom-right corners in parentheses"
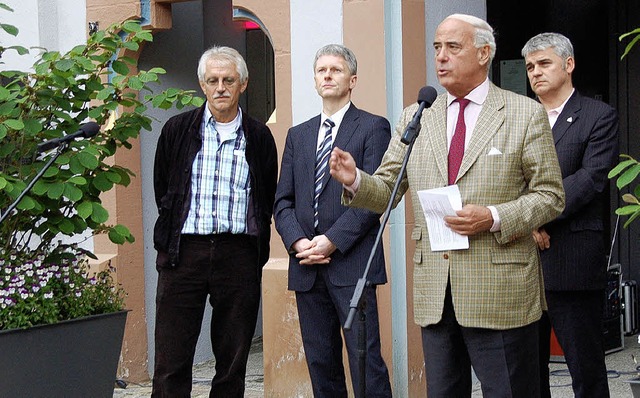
top-left (204, 77), bottom-right (238, 88)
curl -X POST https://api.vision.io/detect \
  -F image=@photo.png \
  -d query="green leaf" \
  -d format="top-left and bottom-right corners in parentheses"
top-left (46, 182), bottom-right (64, 199)
top-left (123, 20), bottom-right (142, 33)
top-left (16, 196), bottom-right (35, 210)
top-left (43, 166), bottom-right (60, 178)
top-left (23, 119), bottom-right (43, 135)
top-left (111, 60), bottom-right (129, 76)
top-left (76, 201), bottom-right (93, 219)
top-left (620, 30), bottom-right (640, 60)
top-left (3, 118), bottom-right (24, 130)
top-left (0, 3), bottom-right (14, 11)
top-left (6, 45), bottom-right (28, 55)
top-left (623, 210), bottom-right (640, 228)
top-left (70, 215), bottom-right (88, 231)
top-left (105, 170), bottom-right (122, 183)
top-left (92, 173), bottom-right (114, 192)
top-left (0, 86), bottom-right (9, 100)
top-left (617, 164), bottom-right (640, 189)
top-left (96, 87), bottom-right (114, 101)
top-left (148, 67), bottom-right (166, 74)
top-left (622, 193), bottom-right (640, 205)
top-left (31, 180), bottom-right (49, 196)
top-left (58, 218), bottom-right (76, 234)
top-left (108, 228), bottom-right (126, 244)
top-left (77, 151), bottom-right (99, 170)
top-left (127, 76), bottom-right (144, 90)
top-left (91, 202), bottom-right (109, 223)
top-left (608, 158), bottom-right (636, 178)
top-left (108, 224), bottom-right (134, 244)
top-left (0, 177), bottom-right (6, 190)
top-left (0, 23), bottom-right (18, 36)
top-left (67, 176), bottom-right (88, 185)
top-left (615, 205), bottom-right (640, 215)
top-left (55, 58), bottom-right (74, 72)
top-left (0, 124), bottom-right (6, 140)
top-left (135, 31), bottom-right (153, 42)
top-left (63, 183), bottom-right (83, 201)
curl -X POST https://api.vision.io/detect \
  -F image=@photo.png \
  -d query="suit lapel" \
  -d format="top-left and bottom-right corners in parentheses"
top-left (457, 84), bottom-right (505, 182)
top-left (322, 104), bottom-right (359, 195)
top-left (304, 116), bottom-right (322, 202)
top-left (552, 91), bottom-right (580, 144)
top-left (425, 96), bottom-right (450, 183)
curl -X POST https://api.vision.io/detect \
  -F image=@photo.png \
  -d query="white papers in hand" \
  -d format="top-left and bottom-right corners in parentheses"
top-left (416, 185), bottom-right (469, 251)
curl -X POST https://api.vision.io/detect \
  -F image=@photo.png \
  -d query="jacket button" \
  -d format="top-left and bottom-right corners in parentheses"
top-left (443, 254), bottom-right (449, 260)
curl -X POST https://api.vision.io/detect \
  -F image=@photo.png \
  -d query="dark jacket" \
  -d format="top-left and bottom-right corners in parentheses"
top-left (540, 91), bottom-right (619, 290)
top-left (153, 104), bottom-right (278, 269)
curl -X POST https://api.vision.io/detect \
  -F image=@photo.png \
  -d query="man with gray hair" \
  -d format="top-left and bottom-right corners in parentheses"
top-left (152, 46), bottom-right (277, 397)
top-left (330, 15), bottom-right (564, 396)
top-left (274, 44), bottom-right (392, 397)
top-left (523, 32), bottom-right (618, 398)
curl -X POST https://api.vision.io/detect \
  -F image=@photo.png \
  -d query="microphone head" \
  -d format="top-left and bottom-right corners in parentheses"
top-left (417, 86), bottom-right (438, 107)
top-left (80, 121), bottom-right (101, 138)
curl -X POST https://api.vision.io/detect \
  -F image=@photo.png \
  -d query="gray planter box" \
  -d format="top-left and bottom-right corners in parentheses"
top-left (0, 310), bottom-right (127, 398)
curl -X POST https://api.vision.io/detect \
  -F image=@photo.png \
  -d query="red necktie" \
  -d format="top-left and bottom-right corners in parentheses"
top-left (448, 98), bottom-right (470, 185)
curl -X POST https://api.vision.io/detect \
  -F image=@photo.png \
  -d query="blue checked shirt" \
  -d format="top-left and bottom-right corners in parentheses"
top-left (181, 106), bottom-right (251, 235)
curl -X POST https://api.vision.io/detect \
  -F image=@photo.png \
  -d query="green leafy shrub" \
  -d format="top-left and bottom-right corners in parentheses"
top-left (0, 3), bottom-right (204, 328)
top-left (610, 30), bottom-right (640, 228)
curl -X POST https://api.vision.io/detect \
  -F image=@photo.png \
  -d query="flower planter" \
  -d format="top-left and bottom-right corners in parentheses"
top-left (0, 310), bottom-right (127, 398)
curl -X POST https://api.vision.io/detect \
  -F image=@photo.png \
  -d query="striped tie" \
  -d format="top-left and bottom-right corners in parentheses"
top-left (314, 119), bottom-right (335, 228)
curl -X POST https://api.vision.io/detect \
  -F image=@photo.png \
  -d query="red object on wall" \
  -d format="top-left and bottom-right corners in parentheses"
top-left (550, 328), bottom-right (565, 361)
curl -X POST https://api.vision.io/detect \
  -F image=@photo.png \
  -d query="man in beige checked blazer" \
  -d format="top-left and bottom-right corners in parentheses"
top-left (330, 14), bottom-right (565, 397)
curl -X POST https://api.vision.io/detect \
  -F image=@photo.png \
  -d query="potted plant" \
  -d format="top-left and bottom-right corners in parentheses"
top-left (610, 27), bottom-right (640, 396)
top-left (0, 3), bottom-right (203, 396)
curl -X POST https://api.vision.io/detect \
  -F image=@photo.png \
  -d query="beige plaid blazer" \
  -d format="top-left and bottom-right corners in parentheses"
top-left (348, 83), bottom-right (565, 329)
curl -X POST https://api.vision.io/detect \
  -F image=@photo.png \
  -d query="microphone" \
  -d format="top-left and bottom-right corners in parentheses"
top-left (37, 122), bottom-right (101, 153)
top-left (400, 86), bottom-right (438, 145)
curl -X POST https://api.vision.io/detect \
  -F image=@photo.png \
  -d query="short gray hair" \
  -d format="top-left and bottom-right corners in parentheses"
top-left (197, 46), bottom-right (249, 83)
top-left (446, 14), bottom-right (496, 65)
top-left (313, 44), bottom-right (358, 75)
top-left (521, 32), bottom-right (574, 61)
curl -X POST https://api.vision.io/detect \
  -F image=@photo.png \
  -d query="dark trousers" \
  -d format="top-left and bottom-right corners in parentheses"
top-left (295, 267), bottom-right (392, 398)
top-left (421, 284), bottom-right (539, 398)
top-left (151, 233), bottom-right (261, 398)
top-left (538, 289), bottom-right (610, 398)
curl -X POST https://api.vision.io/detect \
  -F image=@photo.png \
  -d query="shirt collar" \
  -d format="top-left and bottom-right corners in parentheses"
top-left (321, 101), bottom-right (351, 128)
top-left (548, 88), bottom-right (575, 117)
top-left (204, 105), bottom-right (243, 129)
top-left (446, 77), bottom-right (490, 107)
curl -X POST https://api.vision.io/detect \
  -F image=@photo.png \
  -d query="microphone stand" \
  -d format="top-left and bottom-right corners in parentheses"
top-left (0, 142), bottom-right (69, 225)
top-left (344, 121), bottom-right (421, 398)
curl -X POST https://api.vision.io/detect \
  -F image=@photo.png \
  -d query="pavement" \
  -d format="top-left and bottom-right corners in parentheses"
top-left (114, 334), bottom-right (640, 397)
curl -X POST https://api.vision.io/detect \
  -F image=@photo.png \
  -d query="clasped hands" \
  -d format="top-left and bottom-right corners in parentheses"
top-left (292, 235), bottom-right (336, 265)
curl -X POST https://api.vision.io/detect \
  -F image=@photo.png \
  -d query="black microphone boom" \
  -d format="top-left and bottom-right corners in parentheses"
top-left (400, 86), bottom-right (438, 145)
top-left (37, 122), bottom-right (101, 153)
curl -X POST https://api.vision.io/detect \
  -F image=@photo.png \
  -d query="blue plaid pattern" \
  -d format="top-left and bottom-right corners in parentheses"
top-left (182, 111), bottom-right (251, 234)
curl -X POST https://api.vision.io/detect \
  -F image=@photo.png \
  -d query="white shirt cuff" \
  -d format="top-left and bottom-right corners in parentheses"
top-left (488, 205), bottom-right (500, 232)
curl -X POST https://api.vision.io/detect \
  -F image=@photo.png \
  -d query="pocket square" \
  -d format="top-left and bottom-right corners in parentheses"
top-left (487, 147), bottom-right (502, 156)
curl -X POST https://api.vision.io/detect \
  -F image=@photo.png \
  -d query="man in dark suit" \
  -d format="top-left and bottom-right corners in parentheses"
top-left (274, 44), bottom-right (392, 398)
top-left (522, 32), bottom-right (619, 398)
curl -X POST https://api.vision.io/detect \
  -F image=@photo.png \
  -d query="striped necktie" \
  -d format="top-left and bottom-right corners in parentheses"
top-left (314, 119), bottom-right (335, 228)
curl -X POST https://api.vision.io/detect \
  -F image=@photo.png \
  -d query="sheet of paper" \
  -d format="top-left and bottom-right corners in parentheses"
top-left (416, 185), bottom-right (469, 251)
